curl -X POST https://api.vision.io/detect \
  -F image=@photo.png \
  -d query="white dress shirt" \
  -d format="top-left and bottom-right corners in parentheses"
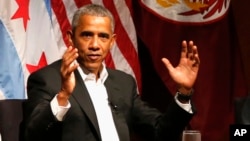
top-left (50, 65), bottom-right (192, 140)
top-left (52, 66), bottom-right (119, 141)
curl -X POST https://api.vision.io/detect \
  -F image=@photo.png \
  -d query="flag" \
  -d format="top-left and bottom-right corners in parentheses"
top-left (0, 0), bottom-right (140, 141)
top-left (0, 1), bottom-right (29, 141)
top-left (133, 0), bottom-right (248, 141)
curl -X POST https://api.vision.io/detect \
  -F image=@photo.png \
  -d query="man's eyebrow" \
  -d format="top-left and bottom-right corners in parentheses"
top-left (80, 31), bottom-right (93, 36)
top-left (99, 32), bottom-right (110, 38)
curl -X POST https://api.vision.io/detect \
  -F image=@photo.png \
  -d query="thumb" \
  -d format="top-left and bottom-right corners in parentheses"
top-left (161, 58), bottom-right (174, 72)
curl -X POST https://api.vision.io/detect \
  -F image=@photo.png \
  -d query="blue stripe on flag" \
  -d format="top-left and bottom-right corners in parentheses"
top-left (0, 20), bottom-right (25, 99)
top-left (44, 0), bottom-right (52, 22)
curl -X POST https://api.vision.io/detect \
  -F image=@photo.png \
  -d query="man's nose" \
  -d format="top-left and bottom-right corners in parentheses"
top-left (89, 36), bottom-right (100, 50)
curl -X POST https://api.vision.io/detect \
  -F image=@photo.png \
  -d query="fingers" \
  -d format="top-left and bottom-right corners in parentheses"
top-left (181, 40), bottom-right (188, 58)
top-left (59, 46), bottom-right (79, 97)
top-left (187, 41), bottom-right (194, 60)
top-left (189, 41), bottom-right (200, 66)
top-left (61, 46), bottom-right (79, 77)
top-left (181, 40), bottom-right (200, 66)
top-left (161, 58), bottom-right (174, 72)
top-left (181, 40), bottom-right (194, 59)
top-left (192, 45), bottom-right (200, 66)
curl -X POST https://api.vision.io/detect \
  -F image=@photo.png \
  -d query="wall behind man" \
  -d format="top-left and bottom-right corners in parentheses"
top-left (133, 0), bottom-right (250, 141)
top-left (231, 0), bottom-right (250, 92)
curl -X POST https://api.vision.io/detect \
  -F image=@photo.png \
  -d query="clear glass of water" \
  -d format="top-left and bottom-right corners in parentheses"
top-left (182, 130), bottom-right (201, 141)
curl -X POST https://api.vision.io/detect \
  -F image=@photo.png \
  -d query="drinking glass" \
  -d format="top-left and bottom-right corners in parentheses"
top-left (182, 130), bottom-right (201, 141)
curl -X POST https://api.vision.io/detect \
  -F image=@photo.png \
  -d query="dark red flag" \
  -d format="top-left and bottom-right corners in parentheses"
top-left (132, 0), bottom-right (248, 141)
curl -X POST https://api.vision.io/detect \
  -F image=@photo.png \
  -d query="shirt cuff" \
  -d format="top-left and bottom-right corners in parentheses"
top-left (174, 94), bottom-right (193, 114)
top-left (50, 94), bottom-right (71, 121)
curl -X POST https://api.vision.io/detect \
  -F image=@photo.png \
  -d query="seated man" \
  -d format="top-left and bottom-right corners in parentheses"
top-left (23, 4), bottom-right (200, 141)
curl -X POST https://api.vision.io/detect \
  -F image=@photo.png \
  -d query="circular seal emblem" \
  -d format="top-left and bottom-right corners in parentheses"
top-left (141, 0), bottom-right (230, 24)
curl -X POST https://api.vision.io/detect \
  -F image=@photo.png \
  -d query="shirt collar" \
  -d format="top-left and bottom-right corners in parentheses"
top-left (77, 63), bottom-right (108, 84)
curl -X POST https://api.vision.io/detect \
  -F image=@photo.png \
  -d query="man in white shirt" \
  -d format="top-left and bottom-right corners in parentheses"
top-left (23, 4), bottom-right (200, 141)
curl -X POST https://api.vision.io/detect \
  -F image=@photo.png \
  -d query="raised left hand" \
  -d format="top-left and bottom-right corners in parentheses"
top-left (162, 40), bottom-right (200, 94)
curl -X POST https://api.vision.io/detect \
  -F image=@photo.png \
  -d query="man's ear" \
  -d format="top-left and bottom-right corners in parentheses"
top-left (110, 34), bottom-right (117, 49)
top-left (67, 30), bottom-right (73, 47)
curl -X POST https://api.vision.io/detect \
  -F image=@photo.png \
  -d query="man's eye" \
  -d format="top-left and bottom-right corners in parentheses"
top-left (99, 33), bottom-right (109, 39)
top-left (81, 32), bottom-right (93, 38)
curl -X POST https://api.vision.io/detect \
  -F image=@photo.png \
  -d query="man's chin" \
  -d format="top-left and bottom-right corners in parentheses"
top-left (82, 63), bottom-right (103, 73)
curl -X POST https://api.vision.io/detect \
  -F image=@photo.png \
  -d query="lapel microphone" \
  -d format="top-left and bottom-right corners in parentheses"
top-left (109, 101), bottom-right (118, 113)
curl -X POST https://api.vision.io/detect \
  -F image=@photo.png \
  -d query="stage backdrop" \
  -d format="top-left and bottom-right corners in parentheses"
top-left (0, 0), bottom-right (140, 141)
top-left (132, 0), bottom-right (249, 141)
top-left (0, 0), bottom-right (249, 141)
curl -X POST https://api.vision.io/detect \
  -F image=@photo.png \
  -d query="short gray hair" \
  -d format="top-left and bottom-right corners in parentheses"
top-left (71, 4), bottom-right (115, 33)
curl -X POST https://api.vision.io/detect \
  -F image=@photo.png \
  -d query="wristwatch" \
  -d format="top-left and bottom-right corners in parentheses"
top-left (176, 89), bottom-right (193, 102)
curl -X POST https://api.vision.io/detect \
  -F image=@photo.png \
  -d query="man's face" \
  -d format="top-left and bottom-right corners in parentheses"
top-left (70, 14), bottom-right (116, 74)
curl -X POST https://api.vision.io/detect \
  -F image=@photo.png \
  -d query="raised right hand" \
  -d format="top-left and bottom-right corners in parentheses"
top-left (57, 46), bottom-right (79, 106)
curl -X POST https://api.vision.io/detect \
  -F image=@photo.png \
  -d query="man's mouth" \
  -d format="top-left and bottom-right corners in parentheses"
top-left (88, 54), bottom-right (100, 61)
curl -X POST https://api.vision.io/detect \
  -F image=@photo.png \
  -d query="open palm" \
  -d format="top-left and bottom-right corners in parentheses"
top-left (162, 40), bottom-right (200, 93)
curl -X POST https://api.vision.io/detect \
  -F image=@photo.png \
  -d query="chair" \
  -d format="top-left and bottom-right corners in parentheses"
top-left (234, 96), bottom-right (250, 124)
